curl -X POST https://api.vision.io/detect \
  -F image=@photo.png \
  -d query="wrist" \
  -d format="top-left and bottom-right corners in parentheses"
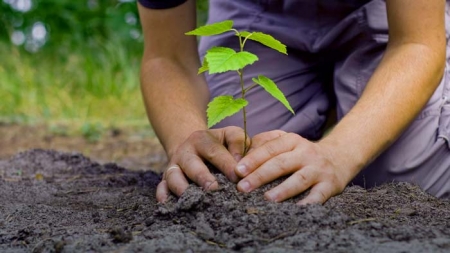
top-left (317, 137), bottom-right (367, 183)
top-left (166, 140), bottom-right (186, 161)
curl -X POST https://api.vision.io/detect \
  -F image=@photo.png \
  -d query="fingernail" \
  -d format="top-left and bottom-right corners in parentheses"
top-left (236, 164), bottom-right (247, 175)
top-left (203, 180), bottom-right (218, 191)
top-left (229, 173), bottom-right (239, 183)
top-left (238, 180), bottom-right (251, 192)
top-left (234, 154), bottom-right (242, 162)
top-left (297, 201), bottom-right (307, 206)
top-left (158, 196), bottom-right (168, 203)
top-left (203, 181), bottom-right (213, 191)
top-left (265, 191), bottom-right (278, 202)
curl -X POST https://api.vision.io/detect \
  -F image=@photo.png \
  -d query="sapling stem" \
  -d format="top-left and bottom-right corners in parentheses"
top-left (186, 20), bottom-right (292, 158)
top-left (236, 30), bottom-right (254, 156)
top-left (238, 69), bottom-right (249, 155)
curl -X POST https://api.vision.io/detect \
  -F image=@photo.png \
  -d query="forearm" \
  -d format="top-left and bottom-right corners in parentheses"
top-left (137, 0), bottom-right (210, 158)
top-left (141, 58), bottom-right (210, 158)
top-left (320, 42), bottom-right (445, 179)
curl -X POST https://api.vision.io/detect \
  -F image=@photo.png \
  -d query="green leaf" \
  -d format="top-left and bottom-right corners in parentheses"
top-left (198, 58), bottom-right (209, 74)
top-left (185, 20), bottom-right (233, 36)
top-left (205, 47), bottom-right (258, 74)
top-left (252, 75), bottom-right (294, 114)
top-left (239, 31), bottom-right (287, 55)
top-left (207, 95), bottom-right (248, 128)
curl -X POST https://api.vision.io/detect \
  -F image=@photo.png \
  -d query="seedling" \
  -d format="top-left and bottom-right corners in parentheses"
top-left (186, 20), bottom-right (294, 155)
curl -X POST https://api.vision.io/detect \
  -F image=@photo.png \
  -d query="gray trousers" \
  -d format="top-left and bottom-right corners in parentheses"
top-left (198, 0), bottom-right (450, 198)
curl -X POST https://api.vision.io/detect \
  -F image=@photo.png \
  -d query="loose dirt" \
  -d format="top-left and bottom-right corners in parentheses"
top-left (1, 149), bottom-right (449, 253)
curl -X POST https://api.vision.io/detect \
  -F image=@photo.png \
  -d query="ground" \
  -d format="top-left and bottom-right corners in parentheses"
top-left (0, 123), bottom-right (167, 173)
top-left (0, 124), bottom-right (449, 252)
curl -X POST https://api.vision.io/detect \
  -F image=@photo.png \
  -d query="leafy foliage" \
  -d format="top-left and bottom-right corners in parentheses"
top-left (198, 58), bottom-right (209, 74)
top-left (252, 75), bottom-right (294, 114)
top-left (0, 0), bottom-right (209, 126)
top-left (0, 0), bottom-right (210, 53)
top-left (207, 96), bottom-right (248, 128)
top-left (0, 1), bottom-right (151, 125)
top-left (239, 31), bottom-right (287, 55)
top-left (186, 20), bottom-right (292, 134)
top-left (185, 20), bottom-right (233, 36)
top-left (0, 0), bottom-right (142, 54)
top-left (205, 47), bottom-right (258, 74)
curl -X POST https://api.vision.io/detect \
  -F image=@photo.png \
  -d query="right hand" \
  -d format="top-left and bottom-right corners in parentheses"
top-left (156, 126), bottom-right (250, 202)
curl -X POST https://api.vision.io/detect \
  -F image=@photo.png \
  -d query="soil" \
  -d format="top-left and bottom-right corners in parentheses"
top-left (0, 123), bottom-right (167, 173)
top-left (0, 124), bottom-right (449, 252)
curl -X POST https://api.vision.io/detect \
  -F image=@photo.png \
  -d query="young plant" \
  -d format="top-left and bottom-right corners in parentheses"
top-left (186, 20), bottom-right (294, 155)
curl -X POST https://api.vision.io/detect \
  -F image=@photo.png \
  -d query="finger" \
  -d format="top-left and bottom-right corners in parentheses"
top-left (177, 154), bottom-right (219, 190)
top-left (163, 165), bottom-right (180, 180)
top-left (217, 126), bottom-right (250, 162)
top-left (236, 132), bottom-right (300, 177)
top-left (297, 182), bottom-right (339, 205)
top-left (193, 131), bottom-right (239, 182)
top-left (164, 165), bottom-right (190, 197)
top-left (249, 130), bottom-right (286, 152)
top-left (237, 151), bottom-right (301, 193)
top-left (264, 167), bottom-right (317, 202)
top-left (156, 180), bottom-right (169, 203)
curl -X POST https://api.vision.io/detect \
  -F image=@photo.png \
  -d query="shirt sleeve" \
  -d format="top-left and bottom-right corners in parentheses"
top-left (137, 0), bottom-right (188, 9)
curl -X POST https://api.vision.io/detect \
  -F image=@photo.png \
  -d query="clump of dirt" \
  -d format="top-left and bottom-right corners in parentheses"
top-left (1, 149), bottom-right (449, 252)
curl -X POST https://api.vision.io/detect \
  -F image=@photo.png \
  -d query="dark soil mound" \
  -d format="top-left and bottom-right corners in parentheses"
top-left (1, 149), bottom-right (449, 252)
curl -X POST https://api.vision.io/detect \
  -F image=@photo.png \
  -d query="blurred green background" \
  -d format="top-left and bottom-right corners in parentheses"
top-left (0, 0), bottom-right (208, 129)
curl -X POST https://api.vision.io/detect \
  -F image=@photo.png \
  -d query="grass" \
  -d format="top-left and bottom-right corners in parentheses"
top-left (0, 40), bottom-right (148, 130)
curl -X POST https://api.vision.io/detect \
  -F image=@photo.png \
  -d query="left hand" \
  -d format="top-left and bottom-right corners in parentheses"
top-left (234, 130), bottom-right (355, 205)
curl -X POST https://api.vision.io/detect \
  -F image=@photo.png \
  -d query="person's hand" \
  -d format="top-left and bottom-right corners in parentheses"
top-left (234, 130), bottom-right (355, 205)
top-left (156, 126), bottom-right (249, 202)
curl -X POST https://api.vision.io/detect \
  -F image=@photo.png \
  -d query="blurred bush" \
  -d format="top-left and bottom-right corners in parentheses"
top-left (0, 0), bottom-right (143, 56)
top-left (0, 0), bottom-right (208, 54)
top-left (0, 0), bottom-right (208, 126)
